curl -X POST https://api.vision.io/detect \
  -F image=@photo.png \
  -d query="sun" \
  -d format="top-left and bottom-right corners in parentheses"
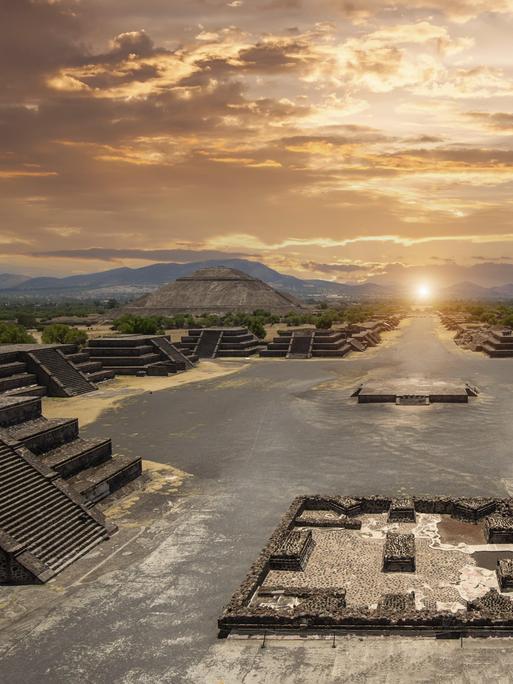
top-left (416, 283), bottom-right (432, 300)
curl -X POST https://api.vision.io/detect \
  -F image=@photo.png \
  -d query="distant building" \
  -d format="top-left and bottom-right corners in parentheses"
top-left (119, 266), bottom-right (306, 316)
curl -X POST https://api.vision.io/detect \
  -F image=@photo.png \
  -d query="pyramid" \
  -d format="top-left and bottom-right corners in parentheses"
top-left (121, 267), bottom-right (306, 315)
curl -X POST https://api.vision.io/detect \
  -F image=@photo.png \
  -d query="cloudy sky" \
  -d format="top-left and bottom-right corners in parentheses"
top-left (3, 0), bottom-right (513, 285)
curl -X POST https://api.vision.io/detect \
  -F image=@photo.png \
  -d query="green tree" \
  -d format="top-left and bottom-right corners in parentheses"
top-left (112, 315), bottom-right (166, 335)
top-left (0, 322), bottom-right (35, 344)
top-left (41, 324), bottom-right (88, 346)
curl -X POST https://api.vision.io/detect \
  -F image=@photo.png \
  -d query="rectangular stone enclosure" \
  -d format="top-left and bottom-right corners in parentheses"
top-left (219, 495), bottom-right (513, 637)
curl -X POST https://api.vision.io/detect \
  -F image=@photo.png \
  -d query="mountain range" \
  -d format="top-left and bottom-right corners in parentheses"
top-left (2, 258), bottom-right (513, 301)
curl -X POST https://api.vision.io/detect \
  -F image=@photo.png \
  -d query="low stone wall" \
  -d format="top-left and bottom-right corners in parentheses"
top-left (218, 494), bottom-right (513, 637)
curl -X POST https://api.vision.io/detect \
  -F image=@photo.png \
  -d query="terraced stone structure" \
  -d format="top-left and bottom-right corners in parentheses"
top-left (481, 329), bottom-right (513, 358)
top-left (0, 344), bottom-right (99, 398)
top-left (260, 317), bottom-right (401, 359)
top-left (0, 394), bottom-right (142, 583)
top-left (121, 266), bottom-right (306, 316)
top-left (87, 334), bottom-right (194, 375)
top-left (219, 494), bottom-right (513, 637)
top-left (178, 327), bottom-right (262, 358)
top-left (260, 329), bottom-right (351, 358)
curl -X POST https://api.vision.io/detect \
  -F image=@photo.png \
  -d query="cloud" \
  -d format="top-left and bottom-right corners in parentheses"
top-left (301, 261), bottom-right (369, 273)
top-left (29, 248), bottom-right (257, 262)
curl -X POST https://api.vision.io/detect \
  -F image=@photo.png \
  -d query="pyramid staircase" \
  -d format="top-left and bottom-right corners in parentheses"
top-left (86, 335), bottom-right (192, 376)
top-left (0, 395), bottom-right (141, 508)
top-left (179, 327), bottom-right (262, 358)
top-left (0, 435), bottom-right (115, 584)
top-left (0, 345), bottom-right (100, 398)
top-left (27, 347), bottom-right (97, 396)
top-left (61, 344), bottom-right (115, 384)
top-left (260, 329), bottom-right (352, 358)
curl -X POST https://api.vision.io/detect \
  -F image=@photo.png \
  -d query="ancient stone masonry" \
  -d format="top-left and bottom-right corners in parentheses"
top-left (453, 498), bottom-right (496, 521)
top-left (86, 334), bottom-right (194, 375)
top-left (178, 327), bottom-right (262, 359)
top-left (497, 560), bottom-right (513, 591)
top-left (379, 592), bottom-right (416, 613)
top-left (0, 438), bottom-right (116, 584)
top-left (383, 533), bottom-right (416, 572)
top-left (219, 495), bottom-right (513, 637)
top-left (269, 531), bottom-right (315, 571)
top-left (440, 313), bottom-right (513, 358)
top-left (354, 381), bottom-right (477, 405)
top-left (260, 317), bottom-right (401, 359)
top-left (0, 344), bottom-right (98, 398)
top-left (119, 266), bottom-right (306, 316)
top-left (0, 394), bottom-right (143, 583)
top-left (0, 395), bottom-right (141, 507)
top-left (388, 498), bottom-right (416, 523)
top-left (485, 514), bottom-right (513, 543)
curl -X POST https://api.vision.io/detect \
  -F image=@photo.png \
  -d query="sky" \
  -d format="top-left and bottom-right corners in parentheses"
top-left (3, 0), bottom-right (513, 286)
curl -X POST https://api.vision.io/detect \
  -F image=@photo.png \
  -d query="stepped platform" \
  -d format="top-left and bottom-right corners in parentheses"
top-left (179, 327), bottom-right (262, 358)
top-left (219, 495), bottom-right (513, 637)
top-left (482, 329), bottom-right (513, 358)
top-left (0, 439), bottom-right (115, 584)
top-left (353, 380), bottom-right (477, 404)
top-left (86, 335), bottom-right (193, 375)
top-left (260, 328), bottom-right (352, 358)
top-left (0, 344), bottom-right (98, 397)
top-left (0, 395), bottom-right (142, 581)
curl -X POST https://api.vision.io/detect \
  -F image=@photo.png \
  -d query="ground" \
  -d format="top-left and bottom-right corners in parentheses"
top-left (3, 315), bottom-right (513, 682)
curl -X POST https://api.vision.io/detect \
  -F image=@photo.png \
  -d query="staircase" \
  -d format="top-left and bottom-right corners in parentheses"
top-left (286, 332), bottom-right (314, 359)
top-left (179, 328), bottom-right (261, 358)
top-left (195, 330), bottom-right (223, 358)
top-left (0, 439), bottom-right (111, 583)
top-left (62, 345), bottom-right (115, 384)
top-left (150, 336), bottom-right (194, 369)
top-left (0, 355), bottom-right (46, 398)
top-left (0, 395), bottom-right (142, 507)
top-left (28, 348), bottom-right (97, 396)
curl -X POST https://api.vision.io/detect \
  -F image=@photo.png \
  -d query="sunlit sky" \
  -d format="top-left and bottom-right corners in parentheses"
top-left (3, 1), bottom-right (513, 286)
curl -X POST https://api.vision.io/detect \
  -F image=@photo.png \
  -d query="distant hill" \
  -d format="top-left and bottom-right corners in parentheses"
top-left (0, 273), bottom-right (30, 289)
top-left (4, 259), bottom-right (513, 301)
top-left (0, 259), bottom-right (392, 301)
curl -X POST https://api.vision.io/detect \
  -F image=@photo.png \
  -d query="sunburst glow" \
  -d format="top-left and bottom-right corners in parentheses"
top-left (416, 283), bottom-right (432, 300)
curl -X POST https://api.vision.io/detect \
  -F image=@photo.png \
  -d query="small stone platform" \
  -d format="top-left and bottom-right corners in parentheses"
top-left (353, 380), bottom-right (478, 404)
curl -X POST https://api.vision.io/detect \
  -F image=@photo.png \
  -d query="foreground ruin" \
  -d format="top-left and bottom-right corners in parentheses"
top-left (219, 495), bottom-right (513, 637)
top-left (0, 393), bottom-right (142, 583)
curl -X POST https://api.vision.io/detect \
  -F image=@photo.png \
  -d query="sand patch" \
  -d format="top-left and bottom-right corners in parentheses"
top-left (41, 360), bottom-right (247, 427)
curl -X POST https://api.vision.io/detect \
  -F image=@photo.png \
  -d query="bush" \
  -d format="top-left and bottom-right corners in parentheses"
top-left (315, 315), bottom-right (333, 330)
top-left (112, 314), bottom-right (164, 335)
top-left (0, 322), bottom-right (36, 344)
top-left (247, 318), bottom-right (266, 339)
top-left (41, 324), bottom-right (88, 346)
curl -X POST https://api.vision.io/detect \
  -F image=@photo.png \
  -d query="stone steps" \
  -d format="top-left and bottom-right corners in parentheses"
top-left (41, 437), bottom-right (112, 478)
top-left (0, 372), bottom-right (38, 392)
top-left (29, 348), bottom-right (96, 396)
top-left (69, 453), bottom-right (143, 505)
top-left (0, 440), bottom-right (111, 582)
top-left (0, 416), bottom-right (79, 454)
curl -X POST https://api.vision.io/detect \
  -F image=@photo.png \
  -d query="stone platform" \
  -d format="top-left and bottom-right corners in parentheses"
top-left (219, 495), bottom-right (513, 637)
top-left (353, 380), bottom-right (478, 404)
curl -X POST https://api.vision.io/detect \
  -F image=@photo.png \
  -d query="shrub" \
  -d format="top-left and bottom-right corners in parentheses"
top-left (112, 314), bottom-right (164, 335)
top-left (247, 318), bottom-right (266, 339)
top-left (41, 324), bottom-right (88, 346)
top-left (0, 322), bottom-right (36, 344)
top-left (315, 315), bottom-right (333, 330)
